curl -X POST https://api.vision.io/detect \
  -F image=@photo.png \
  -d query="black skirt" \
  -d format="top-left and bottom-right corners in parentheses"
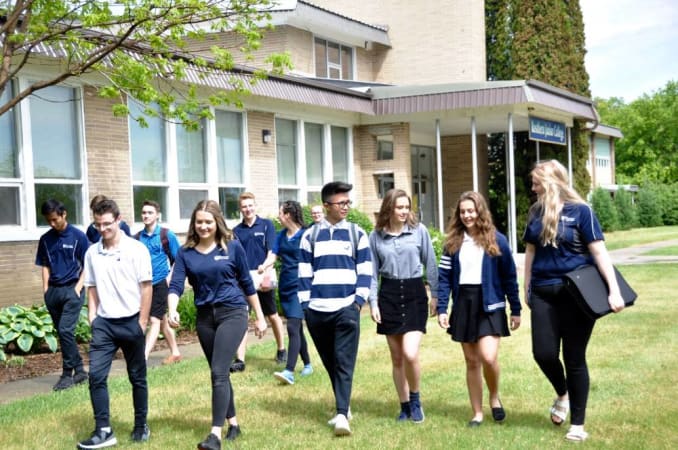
top-left (449, 284), bottom-right (509, 343)
top-left (377, 277), bottom-right (428, 335)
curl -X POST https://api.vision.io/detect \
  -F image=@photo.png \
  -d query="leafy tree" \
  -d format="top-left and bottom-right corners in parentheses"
top-left (636, 185), bottom-right (663, 227)
top-left (595, 81), bottom-right (678, 185)
top-left (590, 187), bottom-right (618, 232)
top-left (613, 188), bottom-right (637, 230)
top-left (486, 0), bottom-right (592, 247)
top-left (0, 0), bottom-right (291, 127)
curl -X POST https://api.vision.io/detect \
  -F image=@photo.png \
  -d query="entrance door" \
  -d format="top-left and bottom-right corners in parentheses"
top-left (411, 145), bottom-right (437, 228)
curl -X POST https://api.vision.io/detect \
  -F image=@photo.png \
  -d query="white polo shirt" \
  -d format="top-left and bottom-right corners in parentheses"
top-left (84, 234), bottom-right (153, 319)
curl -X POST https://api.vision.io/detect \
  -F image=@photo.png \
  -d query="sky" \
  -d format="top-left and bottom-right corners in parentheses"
top-left (580, 0), bottom-right (678, 102)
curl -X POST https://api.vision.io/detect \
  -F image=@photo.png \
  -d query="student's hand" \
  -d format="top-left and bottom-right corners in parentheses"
top-left (168, 311), bottom-right (181, 328)
top-left (437, 313), bottom-right (449, 329)
top-left (257, 264), bottom-right (265, 274)
top-left (510, 315), bottom-right (521, 331)
top-left (608, 292), bottom-right (625, 313)
top-left (254, 317), bottom-right (267, 339)
top-left (429, 298), bottom-right (438, 317)
top-left (370, 306), bottom-right (381, 324)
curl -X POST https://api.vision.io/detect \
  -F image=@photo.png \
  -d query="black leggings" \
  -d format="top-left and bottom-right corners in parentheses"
top-left (530, 283), bottom-right (595, 425)
top-left (285, 317), bottom-right (310, 372)
top-left (196, 304), bottom-right (248, 427)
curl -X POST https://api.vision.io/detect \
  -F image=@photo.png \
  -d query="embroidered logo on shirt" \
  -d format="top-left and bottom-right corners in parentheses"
top-left (214, 255), bottom-right (230, 261)
top-left (62, 244), bottom-right (74, 249)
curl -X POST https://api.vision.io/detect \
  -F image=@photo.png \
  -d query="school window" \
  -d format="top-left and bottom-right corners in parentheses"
top-left (377, 140), bottom-right (394, 160)
top-left (276, 118), bottom-right (299, 201)
top-left (375, 173), bottom-right (395, 199)
top-left (0, 82), bottom-right (86, 233)
top-left (176, 117), bottom-right (208, 219)
top-left (314, 38), bottom-right (354, 80)
top-left (331, 126), bottom-right (349, 181)
top-left (215, 110), bottom-right (245, 220)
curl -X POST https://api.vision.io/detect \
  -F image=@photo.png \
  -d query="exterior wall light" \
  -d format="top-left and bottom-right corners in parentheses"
top-left (262, 129), bottom-right (272, 144)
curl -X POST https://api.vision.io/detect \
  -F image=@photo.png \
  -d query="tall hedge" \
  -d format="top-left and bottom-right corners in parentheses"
top-left (591, 187), bottom-right (618, 232)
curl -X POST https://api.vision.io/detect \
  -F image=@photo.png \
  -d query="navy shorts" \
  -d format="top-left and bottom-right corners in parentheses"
top-left (150, 280), bottom-right (169, 320)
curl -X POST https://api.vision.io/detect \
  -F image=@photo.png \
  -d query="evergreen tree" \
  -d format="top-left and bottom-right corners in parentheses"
top-left (485, 0), bottom-right (593, 242)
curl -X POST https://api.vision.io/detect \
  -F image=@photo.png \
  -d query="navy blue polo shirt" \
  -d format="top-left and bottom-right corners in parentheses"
top-left (233, 216), bottom-right (275, 269)
top-left (523, 202), bottom-right (604, 286)
top-left (35, 223), bottom-right (90, 286)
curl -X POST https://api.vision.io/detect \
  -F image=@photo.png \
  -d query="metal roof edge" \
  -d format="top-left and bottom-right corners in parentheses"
top-left (592, 123), bottom-right (624, 139)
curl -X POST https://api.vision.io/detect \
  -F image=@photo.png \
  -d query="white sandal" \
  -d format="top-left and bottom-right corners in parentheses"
top-left (565, 425), bottom-right (588, 442)
top-left (550, 398), bottom-right (569, 426)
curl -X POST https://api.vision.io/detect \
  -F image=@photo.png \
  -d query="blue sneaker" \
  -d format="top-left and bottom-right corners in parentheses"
top-left (300, 364), bottom-right (313, 377)
top-left (410, 400), bottom-right (425, 423)
top-left (274, 369), bottom-right (295, 385)
top-left (396, 410), bottom-right (411, 422)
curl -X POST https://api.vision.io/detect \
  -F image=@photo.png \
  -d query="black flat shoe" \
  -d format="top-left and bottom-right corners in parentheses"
top-left (492, 401), bottom-right (506, 422)
top-left (468, 419), bottom-right (482, 428)
top-left (225, 425), bottom-right (241, 441)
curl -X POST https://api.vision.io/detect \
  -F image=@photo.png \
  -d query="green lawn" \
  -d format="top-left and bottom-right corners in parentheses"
top-left (604, 225), bottom-right (678, 250)
top-left (1, 265), bottom-right (677, 449)
top-left (643, 246), bottom-right (678, 256)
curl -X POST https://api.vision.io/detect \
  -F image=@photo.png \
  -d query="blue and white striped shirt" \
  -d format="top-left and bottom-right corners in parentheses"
top-left (298, 219), bottom-right (372, 312)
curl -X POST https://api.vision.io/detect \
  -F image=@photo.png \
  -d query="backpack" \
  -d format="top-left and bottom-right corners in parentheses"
top-left (309, 222), bottom-right (359, 260)
top-left (135, 227), bottom-right (174, 266)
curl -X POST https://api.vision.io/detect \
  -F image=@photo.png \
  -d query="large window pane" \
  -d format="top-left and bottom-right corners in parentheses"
top-left (0, 82), bottom-right (18, 178)
top-left (305, 122), bottom-right (323, 185)
top-left (341, 46), bottom-right (353, 80)
top-left (133, 186), bottom-right (167, 222)
top-left (215, 110), bottom-right (243, 184)
top-left (276, 118), bottom-right (297, 185)
top-left (278, 189), bottom-right (298, 202)
top-left (31, 85), bottom-right (80, 179)
top-left (327, 42), bottom-right (340, 65)
top-left (130, 102), bottom-right (166, 182)
top-left (219, 187), bottom-right (243, 220)
top-left (179, 190), bottom-right (208, 219)
top-left (331, 126), bottom-right (349, 181)
top-left (0, 187), bottom-right (20, 225)
top-left (177, 120), bottom-right (206, 183)
top-left (314, 38), bottom-right (327, 77)
top-left (34, 184), bottom-right (83, 226)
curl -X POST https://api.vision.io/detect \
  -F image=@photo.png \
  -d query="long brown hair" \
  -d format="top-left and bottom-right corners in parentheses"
top-left (529, 160), bottom-right (586, 247)
top-left (443, 191), bottom-right (500, 256)
top-left (185, 200), bottom-right (233, 249)
top-left (375, 189), bottom-right (417, 232)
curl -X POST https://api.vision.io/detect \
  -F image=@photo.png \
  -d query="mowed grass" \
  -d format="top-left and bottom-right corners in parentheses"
top-left (1, 265), bottom-right (677, 449)
top-left (643, 245), bottom-right (678, 256)
top-left (603, 225), bottom-right (678, 250)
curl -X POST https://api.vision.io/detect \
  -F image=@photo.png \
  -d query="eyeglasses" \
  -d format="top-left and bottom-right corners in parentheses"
top-left (326, 200), bottom-right (352, 208)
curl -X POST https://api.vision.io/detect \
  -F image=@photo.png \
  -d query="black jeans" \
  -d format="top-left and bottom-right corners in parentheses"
top-left (305, 304), bottom-right (361, 417)
top-left (44, 283), bottom-right (85, 373)
top-left (88, 314), bottom-right (147, 429)
top-left (285, 317), bottom-right (310, 372)
top-left (530, 283), bottom-right (596, 425)
top-left (196, 304), bottom-right (248, 427)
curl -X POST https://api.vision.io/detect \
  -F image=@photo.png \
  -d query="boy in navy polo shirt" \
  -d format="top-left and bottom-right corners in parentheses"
top-left (231, 192), bottom-right (286, 372)
top-left (35, 199), bottom-right (90, 391)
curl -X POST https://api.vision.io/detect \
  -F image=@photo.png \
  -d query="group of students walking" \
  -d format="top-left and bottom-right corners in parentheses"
top-left (34, 159), bottom-right (625, 449)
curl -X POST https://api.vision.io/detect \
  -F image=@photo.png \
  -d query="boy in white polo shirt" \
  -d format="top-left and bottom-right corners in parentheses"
top-left (77, 199), bottom-right (153, 449)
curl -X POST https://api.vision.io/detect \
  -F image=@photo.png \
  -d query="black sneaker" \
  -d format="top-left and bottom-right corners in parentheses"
top-left (275, 349), bottom-right (287, 364)
top-left (77, 429), bottom-right (117, 449)
top-left (197, 432), bottom-right (221, 450)
top-left (73, 371), bottom-right (89, 385)
top-left (229, 359), bottom-right (246, 373)
top-left (225, 424), bottom-right (241, 441)
top-left (53, 374), bottom-right (74, 391)
top-left (131, 424), bottom-right (150, 442)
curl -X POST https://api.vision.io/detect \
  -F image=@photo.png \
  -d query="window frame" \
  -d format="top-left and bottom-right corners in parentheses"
top-left (313, 37), bottom-right (355, 81)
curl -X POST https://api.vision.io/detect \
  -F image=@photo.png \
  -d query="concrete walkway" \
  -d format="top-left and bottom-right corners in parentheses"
top-left (2, 239), bottom-right (676, 404)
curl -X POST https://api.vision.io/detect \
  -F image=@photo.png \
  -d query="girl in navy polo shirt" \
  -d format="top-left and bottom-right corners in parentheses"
top-left (523, 160), bottom-right (624, 442)
top-left (167, 200), bottom-right (267, 450)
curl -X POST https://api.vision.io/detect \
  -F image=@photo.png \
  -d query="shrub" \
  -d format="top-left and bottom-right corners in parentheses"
top-left (637, 185), bottom-right (663, 227)
top-left (428, 226), bottom-right (444, 264)
top-left (347, 207), bottom-right (374, 234)
top-left (176, 291), bottom-right (197, 332)
top-left (591, 187), bottom-right (619, 231)
top-left (614, 188), bottom-right (638, 230)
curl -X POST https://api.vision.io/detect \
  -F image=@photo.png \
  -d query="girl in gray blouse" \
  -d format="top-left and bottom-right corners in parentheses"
top-left (368, 189), bottom-right (438, 424)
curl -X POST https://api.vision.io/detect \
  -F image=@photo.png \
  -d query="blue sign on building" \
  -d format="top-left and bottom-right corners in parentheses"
top-left (529, 116), bottom-right (566, 145)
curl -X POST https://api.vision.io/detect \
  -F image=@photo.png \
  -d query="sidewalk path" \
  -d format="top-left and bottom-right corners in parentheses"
top-left (2, 240), bottom-right (676, 404)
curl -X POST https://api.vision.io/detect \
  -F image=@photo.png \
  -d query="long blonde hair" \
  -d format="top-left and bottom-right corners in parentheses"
top-left (529, 160), bottom-right (586, 247)
top-left (185, 200), bottom-right (233, 249)
top-left (443, 191), bottom-right (500, 256)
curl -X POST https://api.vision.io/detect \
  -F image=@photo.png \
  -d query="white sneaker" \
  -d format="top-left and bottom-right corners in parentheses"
top-left (333, 414), bottom-right (351, 436)
top-left (327, 408), bottom-right (352, 426)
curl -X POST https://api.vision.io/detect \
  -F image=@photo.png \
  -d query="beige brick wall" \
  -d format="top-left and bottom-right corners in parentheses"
top-left (246, 111), bottom-right (278, 215)
top-left (309, 0), bottom-right (486, 84)
top-left (0, 242), bottom-right (43, 308)
top-left (355, 123), bottom-right (412, 220)
top-left (440, 134), bottom-right (489, 225)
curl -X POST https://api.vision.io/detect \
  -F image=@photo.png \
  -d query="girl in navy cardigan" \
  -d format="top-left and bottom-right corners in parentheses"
top-left (437, 191), bottom-right (521, 427)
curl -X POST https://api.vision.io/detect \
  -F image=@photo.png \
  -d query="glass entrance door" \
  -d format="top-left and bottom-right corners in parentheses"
top-left (411, 145), bottom-right (437, 228)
